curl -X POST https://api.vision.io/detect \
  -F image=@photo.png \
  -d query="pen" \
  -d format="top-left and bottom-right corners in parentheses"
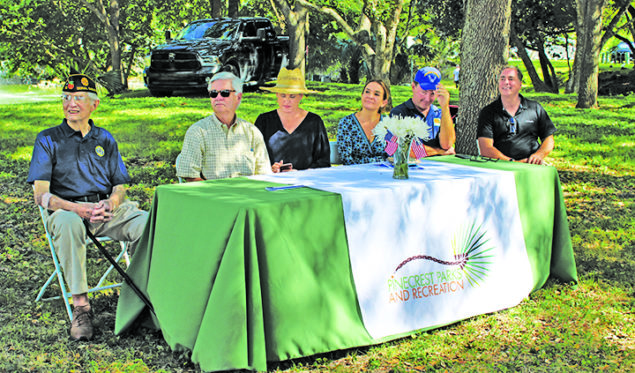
top-left (265, 185), bottom-right (306, 191)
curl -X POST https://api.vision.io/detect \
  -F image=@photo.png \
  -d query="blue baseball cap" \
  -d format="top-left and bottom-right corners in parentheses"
top-left (414, 67), bottom-right (441, 91)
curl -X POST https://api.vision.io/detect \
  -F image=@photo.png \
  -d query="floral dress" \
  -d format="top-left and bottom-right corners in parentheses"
top-left (336, 113), bottom-right (387, 165)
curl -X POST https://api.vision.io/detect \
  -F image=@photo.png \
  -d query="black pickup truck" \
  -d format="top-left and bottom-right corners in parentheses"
top-left (144, 17), bottom-right (289, 96)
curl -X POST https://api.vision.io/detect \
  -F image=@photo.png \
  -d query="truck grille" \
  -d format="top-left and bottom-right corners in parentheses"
top-left (151, 51), bottom-right (201, 71)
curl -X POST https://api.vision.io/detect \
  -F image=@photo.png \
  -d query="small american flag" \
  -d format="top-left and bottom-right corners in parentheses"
top-left (411, 137), bottom-right (427, 159)
top-left (384, 131), bottom-right (398, 156)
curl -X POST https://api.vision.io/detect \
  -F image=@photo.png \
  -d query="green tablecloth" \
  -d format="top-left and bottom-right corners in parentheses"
top-left (115, 156), bottom-right (577, 372)
top-left (431, 157), bottom-right (577, 290)
top-left (115, 178), bottom-right (373, 371)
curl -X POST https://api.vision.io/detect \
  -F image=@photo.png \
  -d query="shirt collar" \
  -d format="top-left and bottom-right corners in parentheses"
top-left (496, 95), bottom-right (526, 115)
top-left (61, 118), bottom-right (96, 138)
top-left (405, 99), bottom-right (436, 119)
top-left (213, 113), bottom-right (237, 128)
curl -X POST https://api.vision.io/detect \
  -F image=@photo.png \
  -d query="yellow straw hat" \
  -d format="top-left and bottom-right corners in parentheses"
top-left (261, 67), bottom-right (318, 94)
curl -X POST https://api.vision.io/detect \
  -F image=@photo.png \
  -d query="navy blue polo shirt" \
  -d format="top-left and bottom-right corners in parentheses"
top-left (477, 95), bottom-right (557, 160)
top-left (390, 99), bottom-right (442, 148)
top-left (27, 119), bottom-right (130, 200)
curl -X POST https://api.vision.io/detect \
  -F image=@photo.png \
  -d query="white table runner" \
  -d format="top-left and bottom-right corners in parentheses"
top-left (251, 161), bottom-right (533, 338)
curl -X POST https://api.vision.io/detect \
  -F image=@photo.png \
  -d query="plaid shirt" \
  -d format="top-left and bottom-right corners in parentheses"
top-left (177, 114), bottom-right (272, 180)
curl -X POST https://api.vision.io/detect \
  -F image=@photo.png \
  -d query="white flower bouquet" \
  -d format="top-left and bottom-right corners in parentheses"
top-left (372, 116), bottom-right (431, 141)
top-left (373, 116), bottom-right (431, 179)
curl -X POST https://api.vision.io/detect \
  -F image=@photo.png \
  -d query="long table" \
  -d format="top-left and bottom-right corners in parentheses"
top-left (115, 156), bottom-right (577, 372)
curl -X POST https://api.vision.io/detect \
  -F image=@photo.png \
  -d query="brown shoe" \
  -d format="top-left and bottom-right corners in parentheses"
top-left (70, 305), bottom-right (94, 341)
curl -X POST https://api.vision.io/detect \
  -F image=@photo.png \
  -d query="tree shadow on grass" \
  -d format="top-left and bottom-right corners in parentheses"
top-left (557, 168), bottom-right (635, 291)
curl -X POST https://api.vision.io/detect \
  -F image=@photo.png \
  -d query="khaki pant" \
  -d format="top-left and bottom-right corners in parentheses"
top-left (46, 200), bottom-right (148, 295)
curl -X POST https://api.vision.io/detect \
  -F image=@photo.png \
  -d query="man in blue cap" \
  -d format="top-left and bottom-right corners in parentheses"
top-left (27, 73), bottom-right (148, 341)
top-left (391, 66), bottom-right (456, 156)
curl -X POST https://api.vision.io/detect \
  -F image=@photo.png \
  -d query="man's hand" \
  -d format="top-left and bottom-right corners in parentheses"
top-left (72, 202), bottom-right (99, 221)
top-left (87, 200), bottom-right (113, 223)
top-left (527, 152), bottom-right (546, 165)
top-left (435, 84), bottom-right (450, 108)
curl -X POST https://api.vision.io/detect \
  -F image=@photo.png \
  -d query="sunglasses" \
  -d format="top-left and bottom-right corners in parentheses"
top-left (209, 89), bottom-right (236, 98)
top-left (508, 117), bottom-right (517, 134)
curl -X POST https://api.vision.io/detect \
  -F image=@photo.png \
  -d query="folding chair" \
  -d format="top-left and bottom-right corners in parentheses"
top-left (35, 205), bottom-right (130, 321)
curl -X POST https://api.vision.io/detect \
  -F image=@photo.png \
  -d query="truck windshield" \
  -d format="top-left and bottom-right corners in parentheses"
top-left (176, 21), bottom-right (239, 41)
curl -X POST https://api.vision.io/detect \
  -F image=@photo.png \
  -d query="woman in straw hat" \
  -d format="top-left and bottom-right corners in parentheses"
top-left (255, 67), bottom-right (330, 172)
top-left (336, 79), bottom-right (391, 165)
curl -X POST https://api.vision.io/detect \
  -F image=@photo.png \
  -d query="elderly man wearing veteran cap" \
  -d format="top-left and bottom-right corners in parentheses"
top-left (177, 71), bottom-right (272, 181)
top-left (255, 67), bottom-right (330, 172)
top-left (390, 67), bottom-right (456, 156)
top-left (27, 73), bottom-right (149, 341)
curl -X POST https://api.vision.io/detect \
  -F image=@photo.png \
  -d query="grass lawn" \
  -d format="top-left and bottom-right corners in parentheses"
top-left (0, 81), bottom-right (633, 372)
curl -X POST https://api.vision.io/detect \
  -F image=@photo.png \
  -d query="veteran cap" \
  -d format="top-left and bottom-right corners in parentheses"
top-left (414, 67), bottom-right (441, 91)
top-left (63, 74), bottom-right (97, 94)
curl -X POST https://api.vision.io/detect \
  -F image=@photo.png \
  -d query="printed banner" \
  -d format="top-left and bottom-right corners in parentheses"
top-left (251, 161), bottom-right (534, 339)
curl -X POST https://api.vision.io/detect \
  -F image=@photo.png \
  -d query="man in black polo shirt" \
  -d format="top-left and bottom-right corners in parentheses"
top-left (477, 66), bottom-right (556, 164)
top-left (27, 73), bottom-right (148, 341)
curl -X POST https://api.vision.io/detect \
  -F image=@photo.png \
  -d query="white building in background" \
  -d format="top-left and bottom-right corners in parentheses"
top-left (604, 41), bottom-right (633, 65)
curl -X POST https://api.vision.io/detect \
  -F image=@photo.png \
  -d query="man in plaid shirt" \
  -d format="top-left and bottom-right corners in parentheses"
top-left (177, 72), bottom-right (272, 181)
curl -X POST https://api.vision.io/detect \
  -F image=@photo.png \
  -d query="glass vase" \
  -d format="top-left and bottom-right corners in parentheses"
top-left (392, 139), bottom-right (410, 179)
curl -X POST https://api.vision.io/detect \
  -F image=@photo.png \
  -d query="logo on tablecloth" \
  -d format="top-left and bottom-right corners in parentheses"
top-left (387, 222), bottom-right (493, 303)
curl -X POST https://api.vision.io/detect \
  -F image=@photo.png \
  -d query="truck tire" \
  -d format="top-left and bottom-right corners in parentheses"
top-left (149, 88), bottom-right (173, 97)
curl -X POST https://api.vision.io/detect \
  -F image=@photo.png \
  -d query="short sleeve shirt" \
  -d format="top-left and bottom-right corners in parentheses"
top-left (177, 114), bottom-right (272, 180)
top-left (336, 113), bottom-right (387, 165)
top-left (477, 95), bottom-right (557, 160)
top-left (27, 119), bottom-right (130, 199)
top-left (390, 99), bottom-right (442, 148)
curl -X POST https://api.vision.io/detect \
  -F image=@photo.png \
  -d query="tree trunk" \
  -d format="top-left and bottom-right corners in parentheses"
top-left (575, 0), bottom-right (605, 108)
top-left (81, 0), bottom-right (125, 93)
top-left (124, 44), bottom-right (137, 87)
top-left (228, 0), bottom-right (239, 18)
top-left (272, 0), bottom-right (308, 74)
top-left (537, 43), bottom-right (559, 93)
top-left (349, 49), bottom-right (362, 84)
top-left (511, 28), bottom-right (551, 92)
top-left (297, 0), bottom-right (403, 85)
top-left (457, 0), bottom-right (512, 155)
top-left (210, 0), bottom-right (222, 18)
top-left (565, 32), bottom-right (578, 94)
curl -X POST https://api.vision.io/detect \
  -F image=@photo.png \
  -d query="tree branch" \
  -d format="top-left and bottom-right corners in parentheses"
top-left (600, 1), bottom-right (631, 47)
top-left (296, 0), bottom-right (361, 41)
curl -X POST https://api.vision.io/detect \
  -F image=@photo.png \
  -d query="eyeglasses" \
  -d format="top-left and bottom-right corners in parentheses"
top-left (61, 94), bottom-right (89, 102)
top-left (456, 154), bottom-right (499, 162)
top-left (209, 90), bottom-right (236, 98)
top-left (508, 117), bottom-right (516, 134)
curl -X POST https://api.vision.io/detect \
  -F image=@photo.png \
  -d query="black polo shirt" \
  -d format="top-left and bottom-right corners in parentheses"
top-left (477, 95), bottom-right (556, 160)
